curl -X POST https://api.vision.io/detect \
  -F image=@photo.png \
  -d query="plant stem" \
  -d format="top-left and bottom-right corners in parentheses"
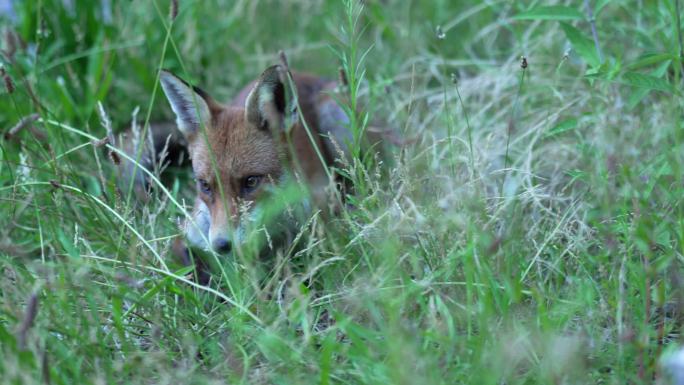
top-left (676, 0), bottom-right (684, 74)
top-left (504, 65), bottom-right (526, 174)
top-left (584, 0), bottom-right (604, 64)
top-left (455, 85), bottom-right (474, 179)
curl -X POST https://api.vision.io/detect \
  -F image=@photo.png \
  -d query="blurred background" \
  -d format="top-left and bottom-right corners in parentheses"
top-left (1, 1), bottom-right (683, 384)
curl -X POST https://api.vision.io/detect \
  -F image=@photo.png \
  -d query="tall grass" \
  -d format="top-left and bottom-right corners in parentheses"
top-left (0, 1), bottom-right (683, 384)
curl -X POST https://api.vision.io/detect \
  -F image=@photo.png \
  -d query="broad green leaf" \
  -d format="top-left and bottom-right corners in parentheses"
top-left (626, 53), bottom-right (675, 71)
top-left (652, 60), bottom-right (675, 78)
top-left (627, 88), bottom-right (651, 110)
top-left (620, 72), bottom-right (673, 93)
top-left (0, 323), bottom-right (16, 348)
top-left (84, 175), bottom-right (102, 197)
top-left (627, 61), bottom-right (672, 109)
top-left (595, 0), bottom-right (612, 16)
top-left (585, 61), bottom-right (621, 80)
top-left (561, 23), bottom-right (601, 67)
top-left (512, 6), bottom-right (584, 20)
top-left (57, 228), bottom-right (79, 259)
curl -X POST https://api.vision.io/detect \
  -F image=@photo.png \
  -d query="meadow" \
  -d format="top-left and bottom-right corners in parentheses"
top-left (1, 0), bottom-right (683, 384)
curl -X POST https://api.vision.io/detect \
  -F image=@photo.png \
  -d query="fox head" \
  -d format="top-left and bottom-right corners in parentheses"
top-left (159, 65), bottom-right (300, 254)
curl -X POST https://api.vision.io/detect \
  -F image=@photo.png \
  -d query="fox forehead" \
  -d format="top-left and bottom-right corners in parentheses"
top-left (189, 106), bottom-right (283, 182)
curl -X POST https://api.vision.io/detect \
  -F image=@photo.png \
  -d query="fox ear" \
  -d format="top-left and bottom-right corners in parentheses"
top-left (159, 70), bottom-right (213, 140)
top-left (245, 65), bottom-right (296, 133)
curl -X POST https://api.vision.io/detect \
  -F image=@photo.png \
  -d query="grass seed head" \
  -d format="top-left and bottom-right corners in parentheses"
top-left (170, 0), bottom-right (179, 20)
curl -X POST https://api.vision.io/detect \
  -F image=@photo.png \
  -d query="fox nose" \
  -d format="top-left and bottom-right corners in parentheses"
top-left (212, 238), bottom-right (232, 254)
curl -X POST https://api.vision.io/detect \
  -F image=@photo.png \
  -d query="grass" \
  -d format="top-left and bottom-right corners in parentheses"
top-left (1, 0), bottom-right (683, 384)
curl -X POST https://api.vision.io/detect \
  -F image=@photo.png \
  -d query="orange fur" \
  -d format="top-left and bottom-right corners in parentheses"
top-left (156, 65), bottom-right (354, 257)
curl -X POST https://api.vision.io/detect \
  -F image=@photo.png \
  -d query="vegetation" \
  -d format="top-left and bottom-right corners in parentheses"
top-left (1, 0), bottom-right (683, 383)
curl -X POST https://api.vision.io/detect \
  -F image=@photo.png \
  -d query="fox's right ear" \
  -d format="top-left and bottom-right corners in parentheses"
top-left (159, 70), bottom-right (213, 140)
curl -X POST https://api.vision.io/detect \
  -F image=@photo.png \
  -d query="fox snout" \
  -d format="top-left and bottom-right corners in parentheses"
top-left (185, 197), bottom-right (243, 254)
top-left (212, 237), bottom-right (232, 254)
top-left (208, 216), bottom-right (233, 254)
top-left (208, 201), bottom-right (239, 254)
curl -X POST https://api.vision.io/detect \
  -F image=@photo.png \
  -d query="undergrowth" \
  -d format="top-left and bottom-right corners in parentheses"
top-left (0, 1), bottom-right (683, 384)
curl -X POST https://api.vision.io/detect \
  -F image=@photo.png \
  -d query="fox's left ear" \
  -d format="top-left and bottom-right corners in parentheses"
top-left (159, 70), bottom-right (215, 141)
top-left (245, 65), bottom-right (296, 133)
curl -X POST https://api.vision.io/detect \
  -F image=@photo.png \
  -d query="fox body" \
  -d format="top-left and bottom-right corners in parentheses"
top-left (151, 65), bottom-right (354, 256)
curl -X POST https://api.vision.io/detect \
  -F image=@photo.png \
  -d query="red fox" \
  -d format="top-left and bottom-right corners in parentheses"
top-left (145, 64), bottom-right (357, 261)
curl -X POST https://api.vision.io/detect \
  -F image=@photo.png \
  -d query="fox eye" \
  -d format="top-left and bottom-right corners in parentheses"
top-left (198, 179), bottom-right (212, 194)
top-left (241, 175), bottom-right (263, 195)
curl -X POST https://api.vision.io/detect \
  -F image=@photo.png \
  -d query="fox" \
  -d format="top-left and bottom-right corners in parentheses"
top-left (124, 64), bottom-right (363, 273)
